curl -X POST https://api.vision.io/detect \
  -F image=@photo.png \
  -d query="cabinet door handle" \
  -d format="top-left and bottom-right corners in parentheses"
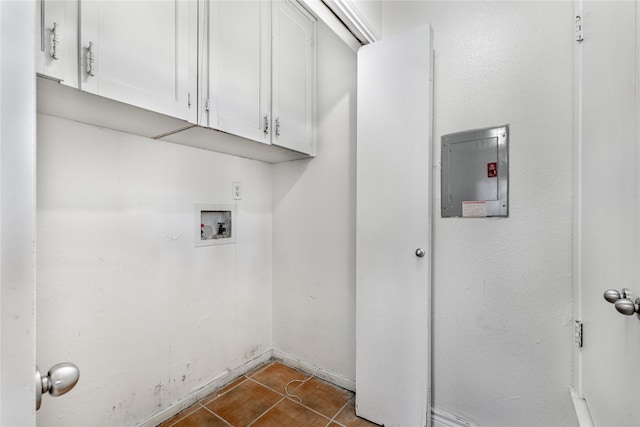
top-left (275, 117), bottom-right (281, 138)
top-left (86, 41), bottom-right (95, 77)
top-left (264, 115), bottom-right (269, 136)
top-left (50, 22), bottom-right (60, 60)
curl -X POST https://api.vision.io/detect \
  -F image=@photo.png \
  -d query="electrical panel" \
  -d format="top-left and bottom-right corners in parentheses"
top-left (441, 125), bottom-right (509, 218)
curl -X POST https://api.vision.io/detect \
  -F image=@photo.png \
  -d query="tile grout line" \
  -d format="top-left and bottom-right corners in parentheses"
top-left (162, 362), bottom-right (356, 427)
top-left (282, 395), bottom-right (345, 425)
top-left (246, 365), bottom-right (352, 426)
top-left (200, 375), bottom-right (249, 405)
top-left (249, 360), bottom-right (275, 377)
top-left (325, 399), bottom-right (352, 427)
top-left (244, 375), bottom-right (307, 398)
top-left (199, 360), bottom-right (274, 406)
top-left (246, 396), bottom-right (287, 427)
top-left (157, 403), bottom-right (200, 427)
top-left (249, 363), bottom-right (312, 395)
top-left (196, 362), bottom-right (278, 427)
top-left (192, 362), bottom-right (277, 427)
top-left (198, 402), bottom-right (234, 427)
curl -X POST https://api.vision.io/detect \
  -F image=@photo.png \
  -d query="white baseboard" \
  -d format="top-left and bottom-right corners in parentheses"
top-left (272, 349), bottom-right (356, 392)
top-left (139, 349), bottom-right (463, 427)
top-left (432, 408), bottom-right (477, 427)
top-left (138, 350), bottom-right (273, 427)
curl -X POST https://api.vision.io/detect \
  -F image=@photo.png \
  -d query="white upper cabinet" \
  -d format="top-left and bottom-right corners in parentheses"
top-left (36, 1), bottom-right (73, 83)
top-left (271, 0), bottom-right (316, 154)
top-left (35, 0), bottom-right (316, 161)
top-left (79, 1), bottom-right (197, 122)
top-left (203, 0), bottom-right (316, 155)
top-left (204, 1), bottom-right (271, 142)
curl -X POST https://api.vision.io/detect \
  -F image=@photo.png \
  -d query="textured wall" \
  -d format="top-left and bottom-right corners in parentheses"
top-left (382, 2), bottom-right (576, 426)
top-left (36, 115), bottom-right (273, 426)
top-left (272, 21), bottom-right (357, 381)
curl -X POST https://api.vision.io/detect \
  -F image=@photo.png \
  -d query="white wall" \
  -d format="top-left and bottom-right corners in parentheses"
top-left (383, 2), bottom-right (576, 426)
top-left (272, 22), bottom-right (357, 382)
top-left (34, 2), bottom-right (577, 426)
top-left (36, 115), bottom-right (272, 426)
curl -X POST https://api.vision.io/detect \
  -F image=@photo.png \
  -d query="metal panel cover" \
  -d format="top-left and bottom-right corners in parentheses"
top-left (441, 125), bottom-right (509, 217)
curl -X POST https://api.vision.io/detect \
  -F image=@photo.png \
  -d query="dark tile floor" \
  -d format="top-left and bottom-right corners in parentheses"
top-left (158, 361), bottom-right (379, 427)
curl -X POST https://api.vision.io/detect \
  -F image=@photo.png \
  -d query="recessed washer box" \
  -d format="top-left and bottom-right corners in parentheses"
top-left (441, 125), bottom-right (509, 218)
top-left (194, 204), bottom-right (237, 247)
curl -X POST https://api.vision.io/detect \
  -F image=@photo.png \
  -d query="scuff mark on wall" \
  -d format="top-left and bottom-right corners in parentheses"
top-left (500, 395), bottom-right (521, 403)
top-left (244, 344), bottom-right (263, 360)
top-left (195, 315), bottom-right (213, 331)
top-left (163, 230), bottom-right (182, 241)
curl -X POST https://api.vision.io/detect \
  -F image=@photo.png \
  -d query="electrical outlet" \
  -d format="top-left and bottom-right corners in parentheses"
top-left (232, 182), bottom-right (242, 200)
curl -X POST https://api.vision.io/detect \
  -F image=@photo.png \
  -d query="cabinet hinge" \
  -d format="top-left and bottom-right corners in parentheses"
top-left (575, 320), bottom-right (583, 348)
top-left (188, 93), bottom-right (192, 108)
top-left (204, 98), bottom-right (210, 112)
top-left (575, 15), bottom-right (584, 42)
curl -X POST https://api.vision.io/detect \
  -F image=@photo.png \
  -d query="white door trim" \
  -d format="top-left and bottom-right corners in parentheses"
top-left (572, 0), bottom-right (585, 400)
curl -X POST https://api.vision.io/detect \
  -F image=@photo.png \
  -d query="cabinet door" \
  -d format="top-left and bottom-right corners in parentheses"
top-left (205, 1), bottom-right (271, 143)
top-left (79, 1), bottom-right (196, 122)
top-left (36, 0), bottom-right (66, 81)
top-left (271, 0), bottom-right (316, 155)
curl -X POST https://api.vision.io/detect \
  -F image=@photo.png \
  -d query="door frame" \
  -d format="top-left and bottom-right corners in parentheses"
top-left (0, 1), bottom-right (37, 424)
top-left (572, 0), bottom-right (584, 401)
top-left (572, 0), bottom-right (640, 424)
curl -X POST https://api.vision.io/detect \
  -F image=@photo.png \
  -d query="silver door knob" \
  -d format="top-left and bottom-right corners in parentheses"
top-left (415, 248), bottom-right (425, 258)
top-left (615, 297), bottom-right (640, 316)
top-left (604, 288), bottom-right (629, 303)
top-left (36, 363), bottom-right (80, 410)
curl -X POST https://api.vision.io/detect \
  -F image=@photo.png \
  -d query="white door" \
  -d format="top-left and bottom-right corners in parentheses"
top-left (205, 0), bottom-right (271, 142)
top-left (0, 1), bottom-right (37, 424)
top-left (577, 1), bottom-right (640, 425)
top-left (356, 25), bottom-right (433, 427)
top-left (79, 0), bottom-right (197, 122)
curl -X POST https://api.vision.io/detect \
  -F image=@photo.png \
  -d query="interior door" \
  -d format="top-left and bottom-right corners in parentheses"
top-left (356, 25), bottom-right (433, 427)
top-left (577, 1), bottom-right (640, 425)
top-left (0, 1), bottom-right (37, 424)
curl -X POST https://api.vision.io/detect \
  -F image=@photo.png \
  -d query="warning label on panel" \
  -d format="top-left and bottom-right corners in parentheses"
top-left (487, 162), bottom-right (497, 177)
top-left (462, 201), bottom-right (487, 218)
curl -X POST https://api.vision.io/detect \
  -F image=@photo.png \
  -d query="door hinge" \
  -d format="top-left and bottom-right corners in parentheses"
top-left (188, 93), bottom-right (192, 108)
top-left (575, 320), bottom-right (583, 348)
top-left (575, 15), bottom-right (584, 42)
top-left (204, 98), bottom-right (210, 112)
